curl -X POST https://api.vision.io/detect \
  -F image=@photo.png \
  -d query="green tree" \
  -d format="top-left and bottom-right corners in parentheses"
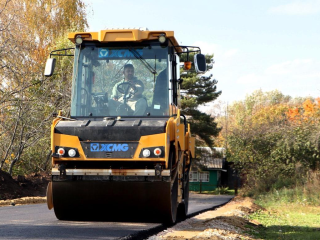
top-left (180, 53), bottom-right (221, 147)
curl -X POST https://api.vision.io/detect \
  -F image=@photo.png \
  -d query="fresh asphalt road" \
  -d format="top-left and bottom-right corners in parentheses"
top-left (0, 193), bottom-right (233, 240)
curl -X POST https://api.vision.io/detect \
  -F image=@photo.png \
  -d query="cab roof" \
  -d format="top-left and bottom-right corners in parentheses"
top-left (68, 29), bottom-right (182, 52)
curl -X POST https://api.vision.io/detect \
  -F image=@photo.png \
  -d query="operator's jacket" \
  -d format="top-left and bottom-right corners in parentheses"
top-left (110, 77), bottom-right (146, 115)
top-left (111, 77), bottom-right (144, 101)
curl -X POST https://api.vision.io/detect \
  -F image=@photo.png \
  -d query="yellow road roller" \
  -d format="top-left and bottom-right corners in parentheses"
top-left (44, 28), bottom-right (207, 223)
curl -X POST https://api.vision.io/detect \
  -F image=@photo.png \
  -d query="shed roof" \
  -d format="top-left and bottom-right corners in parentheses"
top-left (197, 147), bottom-right (226, 170)
top-left (199, 158), bottom-right (226, 170)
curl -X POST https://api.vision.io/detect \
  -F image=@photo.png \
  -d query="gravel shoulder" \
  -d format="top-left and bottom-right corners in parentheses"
top-left (149, 196), bottom-right (263, 240)
top-left (0, 196), bottom-right (46, 207)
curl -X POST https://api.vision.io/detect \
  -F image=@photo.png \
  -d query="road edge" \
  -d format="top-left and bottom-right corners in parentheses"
top-left (120, 195), bottom-right (235, 240)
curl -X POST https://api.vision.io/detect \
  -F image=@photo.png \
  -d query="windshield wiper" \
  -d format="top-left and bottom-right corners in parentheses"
top-left (129, 48), bottom-right (157, 75)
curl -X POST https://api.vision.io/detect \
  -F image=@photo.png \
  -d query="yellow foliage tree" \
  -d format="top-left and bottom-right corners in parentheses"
top-left (219, 91), bottom-right (320, 195)
top-left (0, 0), bottom-right (88, 174)
top-left (286, 98), bottom-right (320, 124)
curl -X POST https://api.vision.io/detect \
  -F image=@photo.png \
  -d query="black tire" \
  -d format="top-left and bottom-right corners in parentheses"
top-left (177, 176), bottom-right (189, 219)
top-left (166, 175), bottom-right (178, 224)
top-left (164, 143), bottom-right (178, 225)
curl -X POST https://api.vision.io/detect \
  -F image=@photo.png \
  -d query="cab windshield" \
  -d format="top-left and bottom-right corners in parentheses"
top-left (71, 43), bottom-right (169, 117)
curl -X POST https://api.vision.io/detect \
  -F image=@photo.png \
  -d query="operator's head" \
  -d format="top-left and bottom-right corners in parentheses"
top-left (123, 64), bottom-right (134, 81)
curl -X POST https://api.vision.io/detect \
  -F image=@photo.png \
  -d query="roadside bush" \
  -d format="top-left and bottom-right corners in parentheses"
top-left (254, 171), bottom-right (320, 206)
top-left (223, 90), bottom-right (320, 198)
top-left (16, 138), bottom-right (51, 175)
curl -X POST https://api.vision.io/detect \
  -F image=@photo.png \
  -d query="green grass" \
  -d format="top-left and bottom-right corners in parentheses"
top-left (247, 187), bottom-right (320, 239)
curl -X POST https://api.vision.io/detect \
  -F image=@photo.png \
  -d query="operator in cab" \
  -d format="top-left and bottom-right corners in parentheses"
top-left (109, 64), bottom-right (147, 116)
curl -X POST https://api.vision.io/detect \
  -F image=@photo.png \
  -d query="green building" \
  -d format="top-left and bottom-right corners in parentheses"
top-left (189, 147), bottom-right (227, 192)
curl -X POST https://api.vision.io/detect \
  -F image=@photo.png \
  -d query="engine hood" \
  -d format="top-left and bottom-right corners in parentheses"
top-left (54, 118), bottom-right (167, 141)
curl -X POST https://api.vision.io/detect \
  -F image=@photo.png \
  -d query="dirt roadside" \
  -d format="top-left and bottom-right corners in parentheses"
top-left (0, 170), bottom-right (49, 206)
top-left (149, 196), bottom-right (263, 240)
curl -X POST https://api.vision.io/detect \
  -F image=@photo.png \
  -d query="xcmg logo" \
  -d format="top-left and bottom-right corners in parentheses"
top-left (90, 143), bottom-right (129, 152)
top-left (98, 49), bottom-right (143, 58)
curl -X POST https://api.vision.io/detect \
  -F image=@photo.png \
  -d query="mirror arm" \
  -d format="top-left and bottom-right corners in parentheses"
top-left (49, 47), bottom-right (75, 58)
top-left (177, 78), bottom-right (183, 85)
top-left (172, 46), bottom-right (201, 55)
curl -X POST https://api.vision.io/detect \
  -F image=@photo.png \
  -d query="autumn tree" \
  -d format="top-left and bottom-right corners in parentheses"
top-left (222, 89), bottom-right (320, 195)
top-left (0, 0), bottom-right (88, 175)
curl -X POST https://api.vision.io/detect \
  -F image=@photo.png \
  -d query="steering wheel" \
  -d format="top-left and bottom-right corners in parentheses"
top-left (117, 82), bottom-right (137, 97)
top-left (93, 92), bottom-right (108, 105)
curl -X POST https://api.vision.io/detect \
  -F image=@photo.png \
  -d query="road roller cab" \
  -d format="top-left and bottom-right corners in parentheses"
top-left (45, 28), bottom-right (206, 223)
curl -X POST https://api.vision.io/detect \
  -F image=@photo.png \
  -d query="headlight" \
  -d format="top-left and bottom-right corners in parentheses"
top-left (75, 35), bottom-right (83, 45)
top-left (158, 34), bottom-right (166, 43)
top-left (68, 149), bottom-right (76, 157)
top-left (142, 149), bottom-right (151, 157)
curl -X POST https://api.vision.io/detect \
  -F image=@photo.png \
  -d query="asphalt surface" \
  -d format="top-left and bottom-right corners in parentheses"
top-left (0, 193), bottom-right (233, 240)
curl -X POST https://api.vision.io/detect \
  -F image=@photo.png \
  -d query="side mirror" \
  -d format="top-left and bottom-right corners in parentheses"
top-left (44, 58), bottom-right (56, 77)
top-left (194, 54), bottom-right (207, 73)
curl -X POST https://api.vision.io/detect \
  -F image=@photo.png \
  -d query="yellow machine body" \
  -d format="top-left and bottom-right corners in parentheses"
top-left (47, 29), bottom-right (197, 223)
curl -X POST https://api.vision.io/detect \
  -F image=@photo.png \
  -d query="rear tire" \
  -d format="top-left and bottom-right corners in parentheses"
top-left (165, 143), bottom-right (178, 225)
top-left (178, 177), bottom-right (189, 219)
top-left (165, 175), bottom-right (178, 225)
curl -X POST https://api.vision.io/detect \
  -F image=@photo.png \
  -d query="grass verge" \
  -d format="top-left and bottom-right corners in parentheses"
top-left (247, 187), bottom-right (320, 239)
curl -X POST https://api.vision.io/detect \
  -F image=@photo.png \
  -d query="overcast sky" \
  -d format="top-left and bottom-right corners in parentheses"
top-left (83, 0), bottom-right (320, 105)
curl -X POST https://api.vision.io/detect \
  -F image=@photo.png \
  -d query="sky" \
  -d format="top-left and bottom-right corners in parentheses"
top-left (83, 0), bottom-right (320, 105)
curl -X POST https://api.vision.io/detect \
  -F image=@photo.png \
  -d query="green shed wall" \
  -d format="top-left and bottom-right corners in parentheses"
top-left (190, 170), bottom-right (219, 192)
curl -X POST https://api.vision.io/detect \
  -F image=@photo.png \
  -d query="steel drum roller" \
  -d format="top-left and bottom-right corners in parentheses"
top-left (52, 179), bottom-right (178, 222)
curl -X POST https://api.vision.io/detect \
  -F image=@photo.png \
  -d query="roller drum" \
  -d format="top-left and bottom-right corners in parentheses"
top-left (52, 180), bottom-right (177, 223)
